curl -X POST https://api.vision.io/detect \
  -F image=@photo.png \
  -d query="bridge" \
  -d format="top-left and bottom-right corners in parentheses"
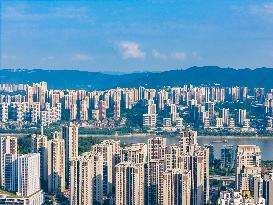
top-left (210, 175), bottom-right (235, 181)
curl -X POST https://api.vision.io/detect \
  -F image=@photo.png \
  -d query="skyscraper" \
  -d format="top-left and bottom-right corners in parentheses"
top-left (179, 129), bottom-right (197, 154)
top-left (263, 172), bottom-right (273, 205)
top-left (32, 134), bottom-right (48, 188)
top-left (70, 151), bottom-right (103, 205)
top-left (62, 123), bottom-right (78, 185)
top-left (191, 147), bottom-right (210, 205)
top-left (114, 100), bottom-right (121, 120)
top-left (148, 137), bottom-right (166, 161)
top-left (17, 153), bottom-right (41, 196)
top-left (147, 159), bottom-right (165, 205)
top-left (235, 145), bottom-right (261, 192)
top-left (99, 100), bottom-right (107, 120)
top-left (80, 98), bottom-right (88, 121)
top-left (47, 132), bottom-right (65, 194)
top-left (237, 109), bottom-right (247, 126)
top-left (221, 108), bottom-right (230, 126)
top-left (4, 153), bottom-right (18, 192)
top-left (91, 140), bottom-right (121, 196)
top-left (120, 143), bottom-right (147, 163)
top-left (0, 136), bottom-right (17, 187)
top-left (221, 145), bottom-right (234, 169)
top-left (163, 169), bottom-right (191, 205)
top-left (115, 162), bottom-right (147, 205)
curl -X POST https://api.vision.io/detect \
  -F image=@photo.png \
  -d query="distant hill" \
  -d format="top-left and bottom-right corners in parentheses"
top-left (1, 66), bottom-right (273, 89)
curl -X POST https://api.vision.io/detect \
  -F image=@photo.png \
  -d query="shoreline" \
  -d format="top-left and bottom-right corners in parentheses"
top-left (1, 133), bottom-right (273, 140)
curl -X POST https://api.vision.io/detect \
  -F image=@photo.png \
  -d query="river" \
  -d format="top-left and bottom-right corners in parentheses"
top-left (87, 135), bottom-right (273, 161)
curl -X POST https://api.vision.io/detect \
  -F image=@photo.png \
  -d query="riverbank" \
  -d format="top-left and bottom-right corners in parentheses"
top-left (1, 132), bottom-right (273, 140)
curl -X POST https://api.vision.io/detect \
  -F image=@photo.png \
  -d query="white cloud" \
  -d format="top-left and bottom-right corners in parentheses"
top-left (72, 54), bottom-right (93, 62)
top-left (251, 3), bottom-right (273, 14)
top-left (3, 4), bottom-right (91, 22)
top-left (171, 52), bottom-right (187, 61)
top-left (192, 51), bottom-right (203, 60)
top-left (151, 49), bottom-right (167, 60)
top-left (118, 41), bottom-right (145, 59)
top-left (2, 55), bottom-right (17, 60)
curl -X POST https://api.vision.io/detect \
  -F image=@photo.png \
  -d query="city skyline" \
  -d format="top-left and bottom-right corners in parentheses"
top-left (2, 1), bottom-right (273, 204)
top-left (2, 1), bottom-right (273, 72)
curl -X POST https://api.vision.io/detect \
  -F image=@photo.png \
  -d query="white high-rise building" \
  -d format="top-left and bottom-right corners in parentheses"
top-left (62, 123), bottom-right (78, 184)
top-left (17, 153), bottom-right (41, 196)
top-left (70, 103), bottom-right (77, 121)
top-left (47, 132), bottom-right (65, 194)
top-left (235, 145), bottom-right (261, 192)
top-left (222, 108), bottom-right (230, 126)
top-left (179, 129), bottom-right (197, 154)
top-left (163, 169), bottom-right (191, 205)
top-left (148, 137), bottom-right (166, 161)
top-left (115, 162), bottom-right (147, 205)
top-left (32, 134), bottom-right (48, 187)
top-left (91, 140), bottom-right (120, 196)
top-left (237, 109), bottom-right (247, 126)
top-left (0, 103), bottom-right (8, 123)
top-left (31, 102), bottom-right (40, 124)
top-left (120, 143), bottom-right (147, 163)
top-left (70, 152), bottom-right (103, 205)
top-left (80, 99), bottom-right (88, 121)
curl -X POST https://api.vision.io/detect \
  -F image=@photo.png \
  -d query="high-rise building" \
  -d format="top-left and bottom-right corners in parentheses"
top-left (148, 102), bottom-right (157, 115)
top-left (163, 169), bottom-right (191, 205)
top-left (2, 153), bottom-right (44, 204)
top-left (160, 146), bottom-right (180, 170)
top-left (32, 134), bottom-right (48, 188)
top-left (70, 103), bottom-right (77, 121)
top-left (170, 104), bottom-right (177, 122)
top-left (237, 109), bottom-right (247, 126)
top-left (0, 136), bottom-right (17, 187)
top-left (17, 153), bottom-right (41, 196)
top-left (249, 174), bottom-right (263, 202)
top-left (148, 137), bottom-right (166, 161)
top-left (4, 153), bottom-right (18, 192)
top-left (179, 129), bottom-right (197, 154)
top-left (263, 172), bottom-right (273, 205)
top-left (221, 108), bottom-right (230, 126)
top-left (92, 109), bottom-right (100, 121)
top-left (99, 100), bottom-right (107, 120)
top-left (47, 132), bottom-right (65, 194)
top-left (80, 99), bottom-right (88, 121)
top-left (62, 123), bottom-right (78, 185)
top-left (221, 145), bottom-right (234, 169)
top-left (114, 100), bottom-right (121, 120)
top-left (91, 140), bottom-right (120, 196)
top-left (147, 159), bottom-right (165, 205)
top-left (115, 162), bottom-right (147, 205)
top-left (191, 147), bottom-right (210, 205)
top-left (204, 144), bottom-right (214, 165)
top-left (0, 103), bottom-right (8, 123)
top-left (235, 145), bottom-right (261, 191)
top-left (205, 101), bottom-right (214, 120)
top-left (121, 143), bottom-right (147, 163)
top-left (70, 152), bottom-right (103, 205)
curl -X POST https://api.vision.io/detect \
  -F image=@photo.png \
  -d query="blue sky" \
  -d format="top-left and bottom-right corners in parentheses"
top-left (1, 0), bottom-right (273, 72)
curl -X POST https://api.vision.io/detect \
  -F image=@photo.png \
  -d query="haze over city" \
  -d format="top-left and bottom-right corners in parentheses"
top-left (2, 0), bottom-right (273, 72)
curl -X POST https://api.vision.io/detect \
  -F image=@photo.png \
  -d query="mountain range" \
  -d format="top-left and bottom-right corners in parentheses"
top-left (1, 66), bottom-right (273, 90)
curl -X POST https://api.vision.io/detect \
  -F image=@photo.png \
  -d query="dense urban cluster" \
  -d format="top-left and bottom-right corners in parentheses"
top-left (0, 125), bottom-right (271, 204)
top-left (1, 83), bottom-right (273, 135)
